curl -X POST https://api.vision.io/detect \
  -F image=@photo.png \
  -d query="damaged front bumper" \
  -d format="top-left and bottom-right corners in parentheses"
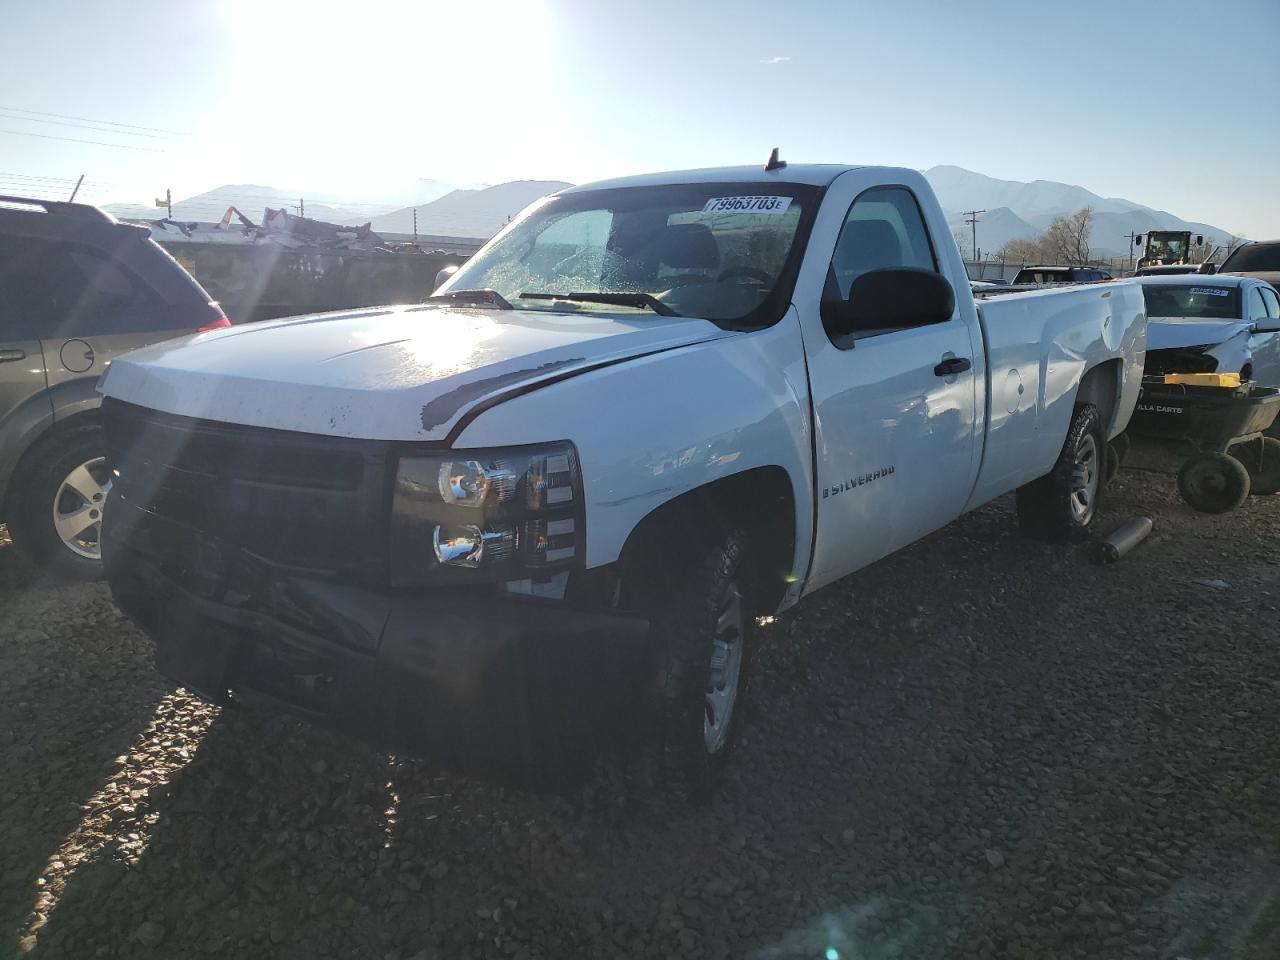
top-left (103, 520), bottom-right (652, 769)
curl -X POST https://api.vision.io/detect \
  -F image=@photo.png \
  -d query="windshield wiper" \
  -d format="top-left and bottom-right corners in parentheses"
top-left (519, 291), bottom-right (676, 317)
top-left (423, 289), bottom-right (514, 310)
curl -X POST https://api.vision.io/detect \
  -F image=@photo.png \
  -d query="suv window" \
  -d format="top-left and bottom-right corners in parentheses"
top-left (5, 240), bottom-right (164, 339)
top-left (828, 186), bottom-right (937, 300)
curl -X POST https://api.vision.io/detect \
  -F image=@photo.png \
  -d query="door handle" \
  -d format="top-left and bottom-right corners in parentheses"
top-left (934, 356), bottom-right (972, 377)
top-left (0, 348), bottom-right (27, 363)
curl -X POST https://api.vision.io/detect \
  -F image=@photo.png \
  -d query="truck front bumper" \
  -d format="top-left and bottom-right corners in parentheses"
top-left (104, 538), bottom-right (653, 769)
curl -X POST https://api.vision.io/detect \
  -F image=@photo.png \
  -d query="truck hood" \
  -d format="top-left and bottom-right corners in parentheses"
top-left (1146, 316), bottom-right (1253, 351)
top-left (100, 304), bottom-right (730, 441)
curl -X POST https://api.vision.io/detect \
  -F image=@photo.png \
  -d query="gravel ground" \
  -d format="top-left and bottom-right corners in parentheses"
top-left (3, 456), bottom-right (1279, 960)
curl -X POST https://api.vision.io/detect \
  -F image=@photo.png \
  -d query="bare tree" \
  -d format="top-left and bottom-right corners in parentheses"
top-left (953, 227), bottom-right (973, 261)
top-left (999, 207), bottom-right (1095, 266)
top-left (997, 236), bottom-right (1046, 263)
top-left (1042, 207), bottom-right (1093, 265)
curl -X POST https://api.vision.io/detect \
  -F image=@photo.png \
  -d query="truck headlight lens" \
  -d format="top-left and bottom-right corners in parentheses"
top-left (390, 443), bottom-right (581, 584)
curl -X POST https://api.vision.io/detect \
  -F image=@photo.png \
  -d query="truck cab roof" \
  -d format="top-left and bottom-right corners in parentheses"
top-left (558, 163), bottom-right (867, 193)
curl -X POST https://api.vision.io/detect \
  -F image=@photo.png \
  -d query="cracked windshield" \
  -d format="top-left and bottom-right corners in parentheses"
top-left (1, 1), bottom-right (1278, 959)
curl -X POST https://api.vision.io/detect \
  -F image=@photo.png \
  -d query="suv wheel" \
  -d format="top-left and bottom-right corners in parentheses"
top-left (8, 424), bottom-right (110, 580)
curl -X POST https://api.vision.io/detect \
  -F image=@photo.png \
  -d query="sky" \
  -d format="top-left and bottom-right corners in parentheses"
top-left (1, 0), bottom-right (1277, 236)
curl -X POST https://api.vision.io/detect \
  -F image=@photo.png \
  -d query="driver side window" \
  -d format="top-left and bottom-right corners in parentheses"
top-left (828, 186), bottom-right (938, 300)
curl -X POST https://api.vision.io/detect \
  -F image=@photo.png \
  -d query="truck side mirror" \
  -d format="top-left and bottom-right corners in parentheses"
top-left (434, 264), bottom-right (460, 292)
top-left (1135, 235), bottom-right (1143, 246)
top-left (823, 267), bottom-right (956, 337)
top-left (1196, 235), bottom-right (1204, 246)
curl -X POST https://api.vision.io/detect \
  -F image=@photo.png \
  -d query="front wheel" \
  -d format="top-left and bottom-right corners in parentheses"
top-left (1016, 403), bottom-right (1105, 542)
top-left (1178, 452), bottom-right (1251, 513)
top-left (640, 526), bottom-right (757, 804)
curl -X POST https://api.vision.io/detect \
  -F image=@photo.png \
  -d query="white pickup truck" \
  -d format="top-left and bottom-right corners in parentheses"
top-left (99, 161), bottom-right (1146, 800)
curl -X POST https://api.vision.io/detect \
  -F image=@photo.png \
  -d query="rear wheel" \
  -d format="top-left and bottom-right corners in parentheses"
top-left (1178, 452), bottom-right (1251, 513)
top-left (1229, 437), bottom-right (1280, 496)
top-left (7, 424), bottom-right (109, 581)
top-left (1016, 403), bottom-right (1105, 542)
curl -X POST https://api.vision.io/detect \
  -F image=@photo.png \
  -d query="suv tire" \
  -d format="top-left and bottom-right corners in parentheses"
top-left (8, 423), bottom-right (110, 581)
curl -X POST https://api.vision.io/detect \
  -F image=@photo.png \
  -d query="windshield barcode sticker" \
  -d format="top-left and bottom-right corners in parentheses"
top-left (702, 196), bottom-right (792, 215)
top-left (1190, 287), bottom-right (1230, 296)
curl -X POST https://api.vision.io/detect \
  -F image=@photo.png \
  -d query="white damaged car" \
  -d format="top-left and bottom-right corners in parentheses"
top-left (1137, 274), bottom-right (1280, 407)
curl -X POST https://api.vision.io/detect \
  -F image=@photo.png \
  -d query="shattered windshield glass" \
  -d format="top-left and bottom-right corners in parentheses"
top-left (439, 183), bottom-right (817, 325)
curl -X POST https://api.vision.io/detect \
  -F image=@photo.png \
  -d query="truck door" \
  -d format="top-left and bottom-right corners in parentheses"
top-left (796, 176), bottom-right (980, 591)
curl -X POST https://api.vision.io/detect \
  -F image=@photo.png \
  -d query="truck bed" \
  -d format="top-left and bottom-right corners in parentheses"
top-left (965, 282), bottom-right (1146, 510)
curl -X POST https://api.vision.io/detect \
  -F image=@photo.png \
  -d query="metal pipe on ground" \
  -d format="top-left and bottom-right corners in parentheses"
top-left (1098, 517), bottom-right (1154, 564)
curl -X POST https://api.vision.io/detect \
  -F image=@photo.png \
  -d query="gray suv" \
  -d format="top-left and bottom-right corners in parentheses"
top-left (1, 195), bottom-right (227, 578)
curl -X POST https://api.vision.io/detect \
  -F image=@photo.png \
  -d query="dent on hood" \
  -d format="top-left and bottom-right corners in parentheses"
top-left (419, 358), bottom-right (584, 431)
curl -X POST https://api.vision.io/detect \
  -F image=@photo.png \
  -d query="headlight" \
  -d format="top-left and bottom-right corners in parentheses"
top-left (389, 442), bottom-right (582, 585)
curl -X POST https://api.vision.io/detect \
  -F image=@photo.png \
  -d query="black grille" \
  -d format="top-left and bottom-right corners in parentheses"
top-left (1143, 346), bottom-right (1218, 377)
top-left (102, 398), bottom-right (393, 585)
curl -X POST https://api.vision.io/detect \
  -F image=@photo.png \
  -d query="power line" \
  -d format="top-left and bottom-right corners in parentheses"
top-left (0, 171), bottom-right (97, 184)
top-left (0, 128), bottom-right (166, 153)
top-left (0, 112), bottom-right (186, 141)
top-left (0, 106), bottom-right (191, 137)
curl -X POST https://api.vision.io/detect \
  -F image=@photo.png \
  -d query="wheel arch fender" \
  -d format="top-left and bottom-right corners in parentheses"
top-left (616, 465), bottom-right (799, 614)
top-left (1074, 358), bottom-right (1123, 438)
top-left (48, 374), bottom-right (106, 423)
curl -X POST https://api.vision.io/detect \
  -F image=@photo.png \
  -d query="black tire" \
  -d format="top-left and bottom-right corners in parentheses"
top-left (1229, 436), bottom-right (1280, 496)
top-left (1177, 452), bottom-right (1251, 513)
top-left (632, 524), bottom-right (757, 805)
top-left (1016, 403), bottom-right (1105, 542)
top-left (6, 423), bottom-right (109, 581)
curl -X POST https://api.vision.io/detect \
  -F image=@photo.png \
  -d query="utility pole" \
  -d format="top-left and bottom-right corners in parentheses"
top-left (68, 174), bottom-right (84, 202)
top-left (292, 197), bottom-right (305, 217)
top-left (413, 207), bottom-right (418, 244)
top-left (962, 210), bottom-right (985, 265)
top-left (165, 188), bottom-right (172, 219)
top-left (1123, 232), bottom-right (1142, 273)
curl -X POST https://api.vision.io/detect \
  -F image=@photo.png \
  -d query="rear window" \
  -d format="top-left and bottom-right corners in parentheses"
top-left (1014, 269), bottom-right (1068, 284)
top-left (1220, 243), bottom-right (1280, 273)
top-left (1142, 284), bottom-right (1242, 319)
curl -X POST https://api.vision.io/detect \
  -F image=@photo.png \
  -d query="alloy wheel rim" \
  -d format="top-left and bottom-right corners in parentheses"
top-left (704, 582), bottom-right (744, 755)
top-left (52, 457), bottom-right (111, 560)
top-left (1069, 433), bottom-right (1099, 524)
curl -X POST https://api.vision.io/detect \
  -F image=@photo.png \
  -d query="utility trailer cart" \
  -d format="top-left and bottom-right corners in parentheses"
top-left (1126, 378), bottom-right (1280, 513)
